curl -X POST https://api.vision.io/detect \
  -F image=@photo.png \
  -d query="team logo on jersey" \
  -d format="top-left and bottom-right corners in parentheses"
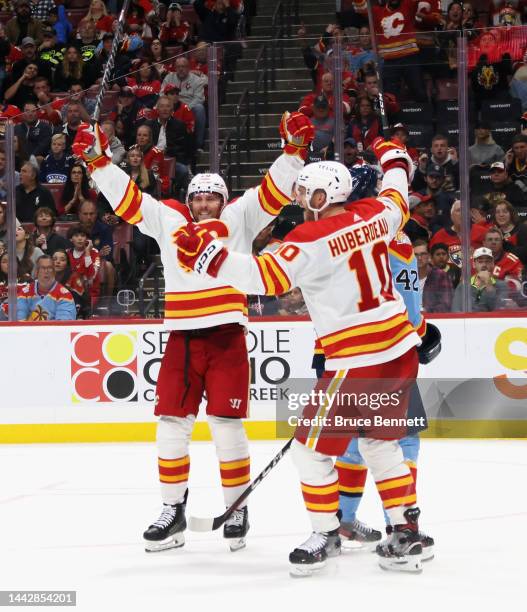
top-left (381, 12), bottom-right (405, 38)
top-left (229, 398), bottom-right (242, 410)
top-left (70, 332), bottom-right (138, 403)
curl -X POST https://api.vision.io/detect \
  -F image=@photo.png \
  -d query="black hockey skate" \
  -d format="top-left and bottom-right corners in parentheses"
top-left (376, 508), bottom-right (422, 573)
top-left (223, 506), bottom-right (249, 552)
top-left (339, 518), bottom-right (382, 550)
top-left (381, 525), bottom-right (434, 562)
top-left (143, 494), bottom-right (187, 552)
top-left (289, 529), bottom-right (341, 577)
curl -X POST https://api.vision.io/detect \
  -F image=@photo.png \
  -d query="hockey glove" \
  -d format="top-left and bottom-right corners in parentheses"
top-left (372, 137), bottom-right (415, 182)
top-left (280, 111), bottom-right (315, 161)
top-left (175, 222), bottom-right (229, 278)
top-left (72, 122), bottom-right (113, 173)
top-left (417, 322), bottom-right (442, 365)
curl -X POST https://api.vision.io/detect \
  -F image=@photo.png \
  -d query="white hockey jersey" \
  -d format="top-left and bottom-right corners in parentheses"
top-left (91, 154), bottom-right (303, 329)
top-left (214, 168), bottom-right (421, 369)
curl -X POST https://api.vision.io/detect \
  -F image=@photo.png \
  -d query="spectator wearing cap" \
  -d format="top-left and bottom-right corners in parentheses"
top-left (160, 85), bottom-right (196, 135)
top-left (346, 94), bottom-right (381, 151)
top-left (160, 3), bottom-right (191, 47)
top-left (391, 123), bottom-right (418, 162)
top-left (10, 36), bottom-right (52, 83)
top-left (413, 134), bottom-right (459, 193)
top-left (430, 199), bottom-right (488, 260)
top-left (161, 56), bottom-right (207, 149)
top-left (430, 242), bottom-right (461, 289)
top-left (483, 227), bottom-right (523, 282)
top-left (112, 86), bottom-right (143, 148)
top-left (5, 0), bottom-right (44, 46)
top-left (299, 72), bottom-right (352, 119)
top-left (483, 161), bottom-right (526, 209)
top-left (342, 137), bottom-right (361, 170)
top-left (363, 71), bottom-right (400, 121)
top-left (14, 100), bottom-right (52, 164)
top-left (39, 133), bottom-right (73, 184)
top-left (413, 239), bottom-right (454, 313)
top-left (418, 163), bottom-right (456, 232)
top-left (404, 193), bottom-right (434, 243)
top-left (469, 122), bottom-right (505, 167)
top-left (37, 27), bottom-right (65, 75)
top-left (310, 96), bottom-right (335, 154)
top-left (452, 247), bottom-right (509, 312)
top-left (505, 134), bottom-right (527, 195)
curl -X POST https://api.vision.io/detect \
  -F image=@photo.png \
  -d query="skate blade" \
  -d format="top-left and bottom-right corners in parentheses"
top-left (227, 537), bottom-right (247, 552)
top-left (289, 559), bottom-right (326, 578)
top-left (378, 553), bottom-right (422, 573)
top-left (144, 532), bottom-right (185, 553)
top-left (422, 547), bottom-right (434, 562)
top-left (342, 539), bottom-right (378, 552)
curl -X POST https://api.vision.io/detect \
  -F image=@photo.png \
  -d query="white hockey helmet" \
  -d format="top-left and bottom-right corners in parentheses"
top-left (296, 161), bottom-right (353, 215)
top-left (186, 173), bottom-right (229, 205)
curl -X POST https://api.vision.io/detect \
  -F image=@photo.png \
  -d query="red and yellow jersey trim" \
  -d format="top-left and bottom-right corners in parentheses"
top-left (319, 312), bottom-right (415, 360)
top-left (416, 317), bottom-right (427, 338)
top-left (257, 172), bottom-right (291, 216)
top-left (254, 253), bottom-right (292, 295)
top-left (379, 188), bottom-right (410, 229)
top-left (164, 286), bottom-right (248, 319)
top-left (115, 179), bottom-right (143, 225)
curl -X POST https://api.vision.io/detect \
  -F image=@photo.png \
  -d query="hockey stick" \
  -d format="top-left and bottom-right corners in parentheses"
top-left (93, 0), bottom-right (133, 123)
top-left (365, 0), bottom-right (390, 138)
top-left (188, 437), bottom-right (294, 532)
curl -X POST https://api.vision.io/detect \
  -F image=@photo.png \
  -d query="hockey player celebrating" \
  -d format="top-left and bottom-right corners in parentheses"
top-left (174, 138), bottom-right (425, 575)
top-left (72, 112), bottom-right (314, 553)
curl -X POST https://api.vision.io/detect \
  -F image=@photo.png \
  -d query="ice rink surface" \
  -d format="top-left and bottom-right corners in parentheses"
top-left (1, 439), bottom-right (525, 611)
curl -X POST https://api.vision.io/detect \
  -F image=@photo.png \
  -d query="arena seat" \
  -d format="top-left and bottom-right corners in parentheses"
top-left (406, 124), bottom-right (434, 149)
top-left (397, 102), bottom-right (434, 126)
top-left (490, 122), bottom-right (520, 148)
top-left (482, 98), bottom-right (522, 123)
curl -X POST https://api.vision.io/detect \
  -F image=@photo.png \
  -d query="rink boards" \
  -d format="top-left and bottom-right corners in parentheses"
top-left (0, 314), bottom-right (526, 442)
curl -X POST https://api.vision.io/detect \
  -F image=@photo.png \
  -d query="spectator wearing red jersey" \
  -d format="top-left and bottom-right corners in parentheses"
top-left (33, 77), bottom-right (62, 126)
top-left (492, 200), bottom-right (522, 246)
top-left (66, 224), bottom-right (101, 303)
top-left (164, 84), bottom-right (196, 134)
top-left (299, 72), bottom-right (352, 118)
top-left (405, 192), bottom-right (434, 243)
top-left (372, 0), bottom-right (427, 102)
top-left (430, 200), bottom-right (488, 268)
top-left (52, 248), bottom-right (89, 318)
top-left (85, 0), bottom-right (116, 34)
top-left (346, 94), bottom-right (381, 151)
top-left (127, 60), bottom-right (162, 108)
top-left (189, 41), bottom-right (209, 76)
top-left (483, 227), bottom-right (524, 282)
top-left (0, 101), bottom-right (22, 138)
top-left (58, 163), bottom-right (97, 218)
top-left (160, 3), bottom-right (191, 47)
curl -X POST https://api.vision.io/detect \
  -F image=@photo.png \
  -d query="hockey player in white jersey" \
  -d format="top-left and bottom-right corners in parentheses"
top-left (72, 113), bottom-right (314, 553)
top-left (174, 138), bottom-right (425, 575)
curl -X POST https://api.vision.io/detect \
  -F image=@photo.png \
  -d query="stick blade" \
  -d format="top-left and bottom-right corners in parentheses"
top-left (188, 515), bottom-right (216, 532)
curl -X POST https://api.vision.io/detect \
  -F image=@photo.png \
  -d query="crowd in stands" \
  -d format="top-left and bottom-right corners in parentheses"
top-left (0, 0), bottom-right (248, 320)
top-left (2, 0), bottom-right (527, 320)
top-left (292, 0), bottom-right (527, 313)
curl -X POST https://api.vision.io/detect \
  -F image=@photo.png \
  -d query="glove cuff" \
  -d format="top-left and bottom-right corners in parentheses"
top-left (284, 142), bottom-right (309, 161)
top-left (206, 247), bottom-right (229, 278)
top-left (86, 154), bottom-right (112, 174)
